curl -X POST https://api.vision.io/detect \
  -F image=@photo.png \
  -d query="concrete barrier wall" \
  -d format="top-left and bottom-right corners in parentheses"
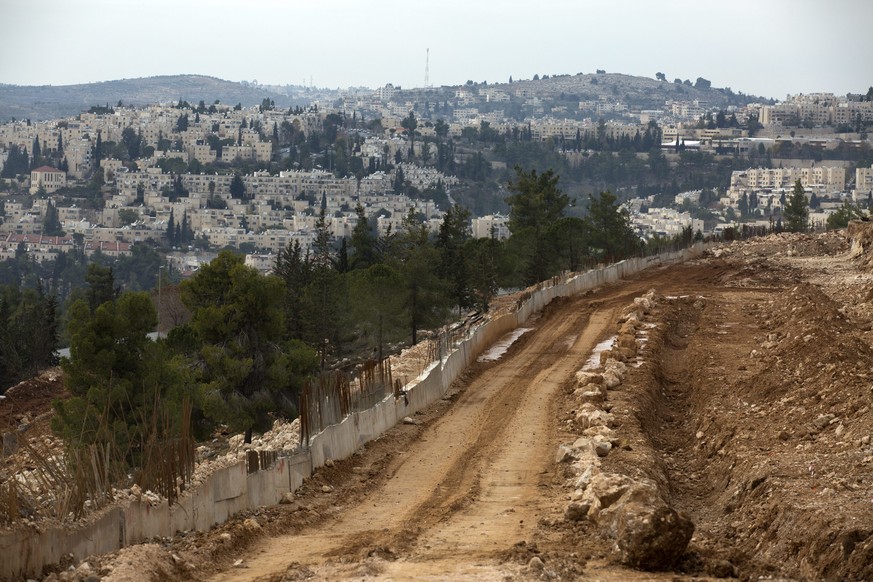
top-left (0, 243), bottom-right (708, 580)
top-left (0, 506), bottom-right (124, 580)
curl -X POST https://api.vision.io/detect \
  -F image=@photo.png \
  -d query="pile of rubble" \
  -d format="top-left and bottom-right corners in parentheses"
top-left (190, 418), bottom-right (302, 487)
top-left (557, 290), bottom-right (694, 570)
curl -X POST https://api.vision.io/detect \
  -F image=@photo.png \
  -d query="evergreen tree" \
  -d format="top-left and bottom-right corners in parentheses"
top-left (586, 191), bottom-right (639, 262)
top-left (390, 210), bottom-right (449, 345)
top-left (31, 137), bottom-right (41, 169)
top-left (554, 216), bottom-right (589, 272)
top-left (31, 283), bottom-right (58, 375)
top-left (1, 145), bottom-right (29, 178)
top-left (401, 111), bottom-right (418, 153)
top-left (85, 263), bottom-right (117, 313)
top-left (0, 285), bottom-right (60, 389)
top-left (464, 236), bottom-right (500, 312)
top-left (337, 238), bottom-right (349, 273)
top-left (43, 201), bottom-right (64, 236)
top-left (783, 179), bottom-right (809, 232)
top-left (294, 209), bottom-right (347, 361)
top-left (826, 201), bottom-right (863, 229)
top-left (181, 211), bottom-right (190, 244)
top-left (394, 166), bottom-right (405, 193)
top-left (230, 173), bottom-right (246, 199)
top-left (167, 209), bottom-right (176, 246)
top-left (274, 240), bottom-right (310, 341)
top-left (53, 292), bottom-right (190, 462)
top-left (349, 204), bottom-right (379, 270)
top-left (94, 132), bottom-right (102, 166)
top-left (436, 204), bottom-right (472, 314)
top-left (348, 263), bottom-right (404, 361)
top-left (180, 251), bottom-right (293, 442)
top-left (506, 166), bottom-right (569, 283)
top-left (739, 193), bottom-right (749, 218)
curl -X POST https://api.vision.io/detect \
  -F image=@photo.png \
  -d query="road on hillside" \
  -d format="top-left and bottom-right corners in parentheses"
top-left (208, 269), bottom-right (683, 582)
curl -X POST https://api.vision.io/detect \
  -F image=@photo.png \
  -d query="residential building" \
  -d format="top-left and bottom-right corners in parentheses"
top-left (856, 164), bottom-right (873, 201)
top-left (29, 166), bottom-right (66, 194)
top-left (471, 214), bottom-right (510, 240)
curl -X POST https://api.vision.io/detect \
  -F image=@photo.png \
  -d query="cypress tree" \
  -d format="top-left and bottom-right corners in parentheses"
top-left (167, 209), bottom-right (176, 246)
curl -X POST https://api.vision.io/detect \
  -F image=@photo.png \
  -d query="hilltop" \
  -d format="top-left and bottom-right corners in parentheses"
top-left (0, 71), bottom-right (772, 123)
top-left (399, 71), bottom-right (769, 111)
top-left (0, 75), bottom-right (300, 121)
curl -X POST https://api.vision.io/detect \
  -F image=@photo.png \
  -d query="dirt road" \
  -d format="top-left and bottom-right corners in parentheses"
top-left (199, 263), bottom-right (726, 582)
top-left (212, 295), bottom-right (624, 581)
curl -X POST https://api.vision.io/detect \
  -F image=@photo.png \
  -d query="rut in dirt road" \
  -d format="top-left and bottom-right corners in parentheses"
top-left (211, 297), bottom-right (619, 582)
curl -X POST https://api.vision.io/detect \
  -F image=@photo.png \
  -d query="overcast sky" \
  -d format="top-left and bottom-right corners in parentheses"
top-left (3, 0), bottom-right (870, 100)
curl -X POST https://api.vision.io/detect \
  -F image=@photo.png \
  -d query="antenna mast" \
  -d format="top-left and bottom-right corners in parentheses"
top-left (424, 48), bottom-right (430, 88)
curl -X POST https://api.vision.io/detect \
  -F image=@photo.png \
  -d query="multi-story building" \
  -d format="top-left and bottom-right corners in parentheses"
top-left (29, 166), bottom-right (66, 194)
top-left (729, 166), bottom-right (846, 202)
top-left (856, 164), bottom-right (873, 201)
top-left (631, 207), bottom-right (704, 239)
top-left (471, 214), bottom-right (510, 240)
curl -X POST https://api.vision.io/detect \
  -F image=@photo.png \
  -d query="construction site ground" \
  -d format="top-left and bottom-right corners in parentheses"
top-left (10, 229), bottom-right (873, 581)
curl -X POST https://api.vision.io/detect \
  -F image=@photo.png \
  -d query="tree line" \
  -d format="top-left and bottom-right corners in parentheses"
top-left (40, 166), bottom-right (646, 478)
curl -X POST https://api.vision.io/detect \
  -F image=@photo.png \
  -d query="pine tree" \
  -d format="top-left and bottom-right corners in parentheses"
top-left (181, 251), bottom-right (289, 440)
top-left (436, 204), bottom-right (472, 314)
top-left (783, 180), bottom-right (809, 232)
top-left (274, 240), bottom-right (311, 341)
top-left (506, 167), bottom-right (570, 283)
top-left (85, 263), bottom-right (117, 312)
top-left (350, 204), bottom-right (379, 270)
top-left (394, 166), bottom-right (405, 193)
top-left (391, 210), bottom-right (449, 345)
top-left (53, 291), bottom-right (179, 460)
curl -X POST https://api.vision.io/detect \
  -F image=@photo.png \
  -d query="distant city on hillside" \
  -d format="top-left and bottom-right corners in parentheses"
top-left (1, 72), bottom-right (871, 278)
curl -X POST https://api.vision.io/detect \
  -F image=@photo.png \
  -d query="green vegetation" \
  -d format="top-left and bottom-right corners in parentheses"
top-left (178, 251), bottom-right (311, 442)
top-left (0, 283), bottom-right (58, 389)
top-left (506, 167), bottom-right (569, 284)
top-left (783, 179), bottom-right (809, 233)
top-left (827, 201), bottom-right (865, 230)
top-left (53, 291), bottom-right (185, 458)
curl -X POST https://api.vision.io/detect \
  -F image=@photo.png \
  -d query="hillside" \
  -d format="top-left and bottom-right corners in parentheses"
top-left (400, 71), bottom-right (769, 111)
top-left (0, 75), bottom-right (299, 121)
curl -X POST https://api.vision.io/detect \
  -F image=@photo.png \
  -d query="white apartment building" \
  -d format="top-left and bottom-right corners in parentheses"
top-left (729, 166), bottom-right (846, 201)
top-left (632, 208), bottom-right (704, 239)
top-left (471, 214), bottom-right (510, 240)
top-left (855, 164), bottom-right (873, 200)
